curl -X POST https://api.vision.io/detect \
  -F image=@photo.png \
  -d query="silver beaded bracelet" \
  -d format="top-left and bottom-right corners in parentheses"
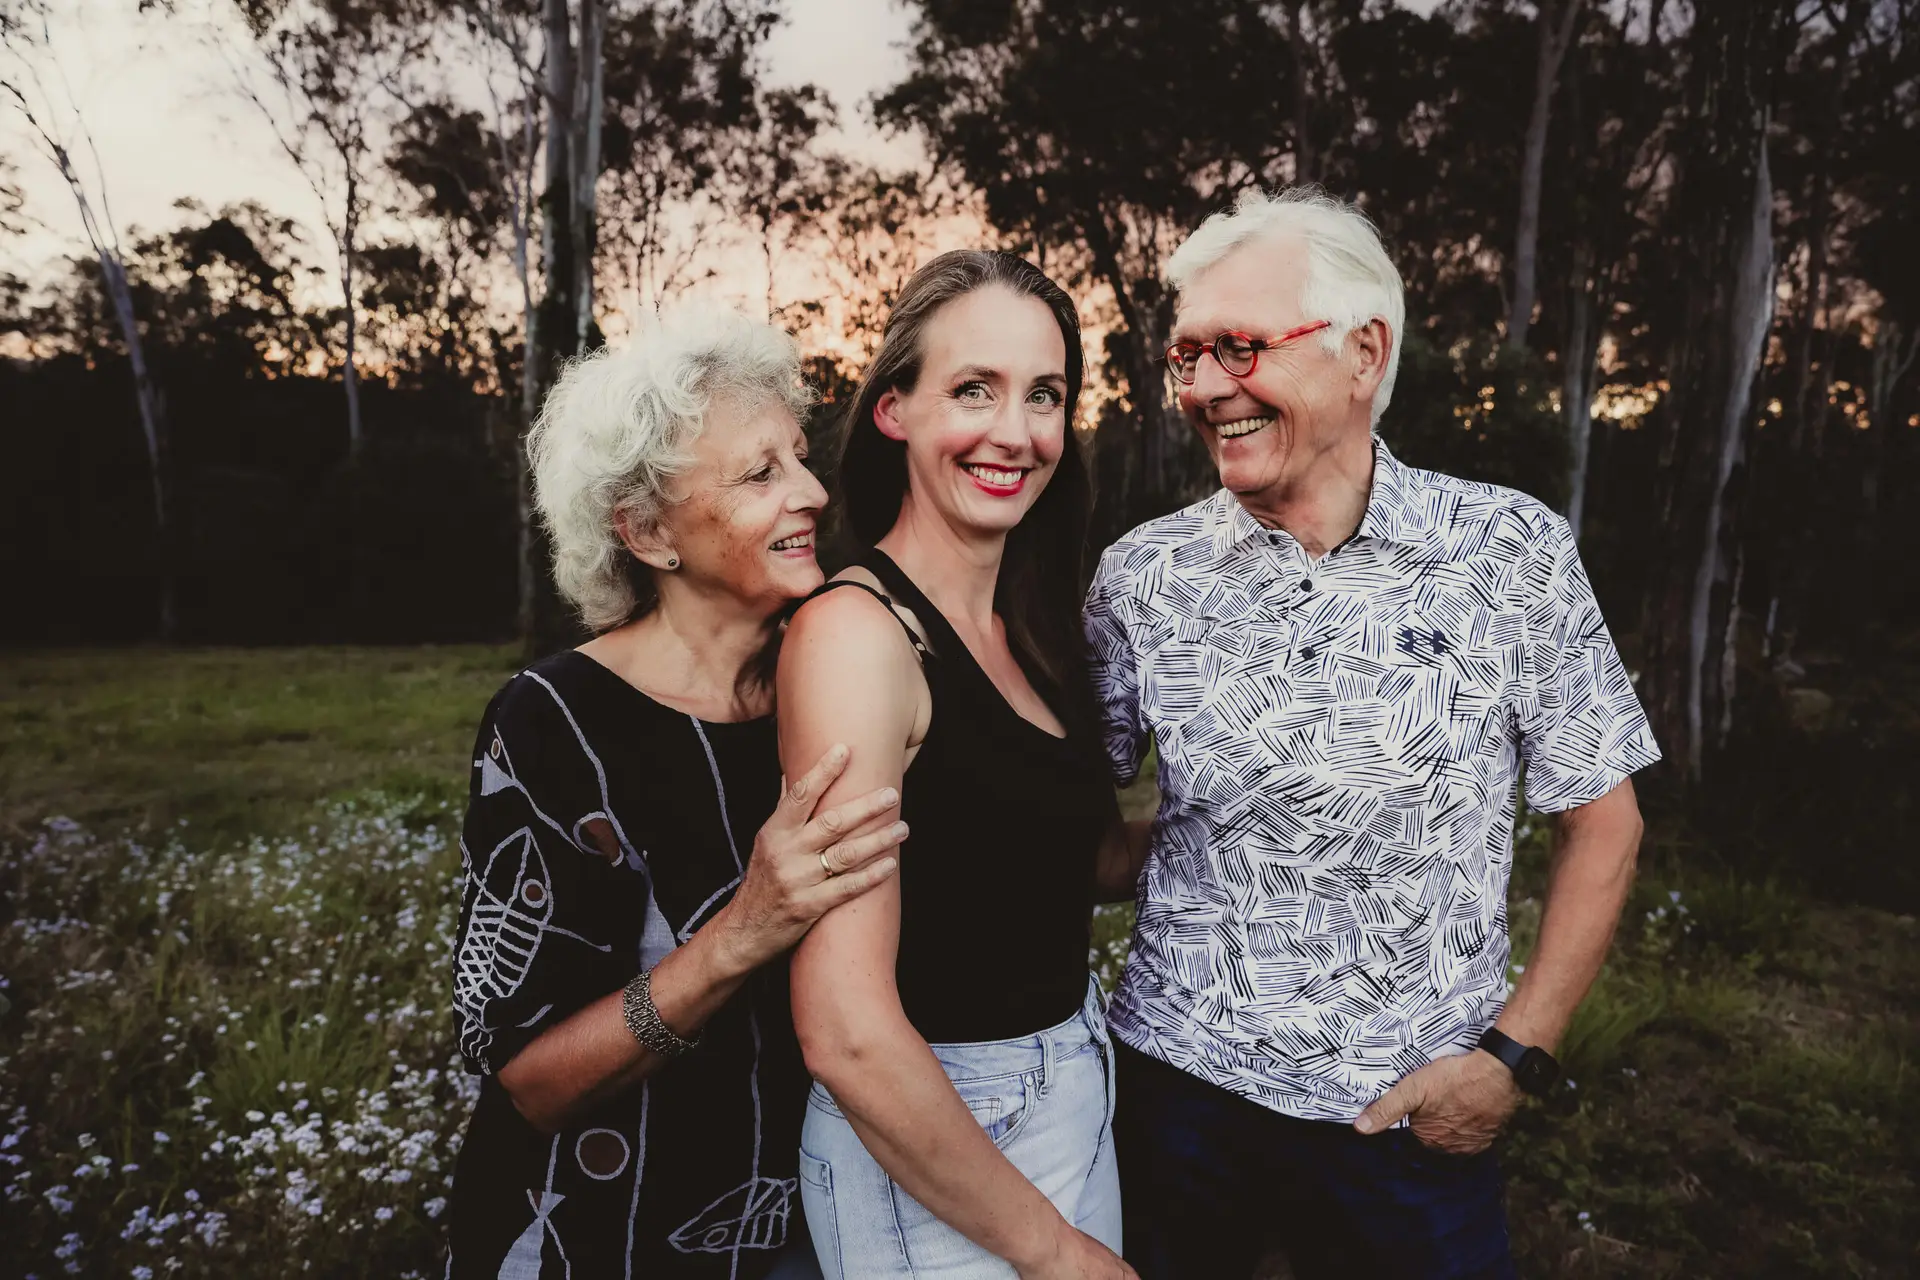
top-left (622, 968), bottom-right (700, 1058)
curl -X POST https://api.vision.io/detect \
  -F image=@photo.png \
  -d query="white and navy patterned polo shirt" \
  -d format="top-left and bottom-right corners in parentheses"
top-left (1084, 439), bottom-right (1660, 1122)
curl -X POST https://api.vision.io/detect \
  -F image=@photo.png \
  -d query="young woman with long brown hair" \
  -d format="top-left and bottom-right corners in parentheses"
top-left (777, 252), bottom-right (1148, 1279)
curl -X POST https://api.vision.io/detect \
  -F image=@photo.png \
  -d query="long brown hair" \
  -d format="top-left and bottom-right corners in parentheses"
top-left (838, 250), bottom-right (1095, 716)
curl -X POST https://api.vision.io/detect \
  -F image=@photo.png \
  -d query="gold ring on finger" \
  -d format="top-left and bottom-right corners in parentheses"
top-left (819, 851), bottom-right (835, 878)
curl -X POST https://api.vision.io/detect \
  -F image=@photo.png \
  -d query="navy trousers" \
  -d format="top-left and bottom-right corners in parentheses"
top-left (1114, 1043), bottom-right (1517, 1280)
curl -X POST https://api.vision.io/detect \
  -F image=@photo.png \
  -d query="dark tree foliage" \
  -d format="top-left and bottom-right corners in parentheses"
top-left (1383, 335), bottom-right (1569, 511)
top-left (5, 0), bottom-right (1920, 894)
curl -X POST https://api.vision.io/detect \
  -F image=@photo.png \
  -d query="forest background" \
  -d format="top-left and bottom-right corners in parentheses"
top-left (2, 0), bottom-right (1917, 1276)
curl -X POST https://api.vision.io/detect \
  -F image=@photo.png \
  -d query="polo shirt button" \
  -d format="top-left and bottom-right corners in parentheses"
top-left (1301, 646), bottom-right (1317, 660)
top-left (1300, 579), bottom-right (1314, 593)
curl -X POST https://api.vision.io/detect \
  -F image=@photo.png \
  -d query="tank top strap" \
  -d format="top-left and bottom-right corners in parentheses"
top-left (858, 548), bottom-right (1031, 709)
top-left (802, 578), bottom-right (930, 665)
top-left (852, 549), bottom-right (975, 666)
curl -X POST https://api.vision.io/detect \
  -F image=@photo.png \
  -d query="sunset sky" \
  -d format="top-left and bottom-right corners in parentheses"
top-left (2, 0), bottom-right (918, 295)
top-left (4, 0), bottom-right (1442, 317)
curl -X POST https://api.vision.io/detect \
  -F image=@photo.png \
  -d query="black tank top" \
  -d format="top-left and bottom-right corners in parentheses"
top-left (810, 549), bottom-right (1114, 1045)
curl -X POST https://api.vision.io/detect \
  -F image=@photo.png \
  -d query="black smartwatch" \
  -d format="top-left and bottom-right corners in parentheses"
top-left (1478, 1028), bottom-right (1561, 1097)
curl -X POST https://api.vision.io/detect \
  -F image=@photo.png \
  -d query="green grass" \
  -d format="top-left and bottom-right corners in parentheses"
top-left (1500, 836), bottom-right (1919, 1277)
top-left (0, 646), bottom-right (519, 843)
top-left (1, 648), bottom-right (1916, 1277)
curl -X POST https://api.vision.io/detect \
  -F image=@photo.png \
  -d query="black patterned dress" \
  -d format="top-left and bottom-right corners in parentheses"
top-left (445, 650), bottom-right (813, 1279)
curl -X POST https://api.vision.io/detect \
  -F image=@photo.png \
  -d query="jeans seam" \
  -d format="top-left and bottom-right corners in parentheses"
top-left (884, 1173), bottom-right (918, 1275)
top-left (1079, 1039), bottom-right (1115, 1205)
top-left (798, 1149), bottom-right (843, 1280)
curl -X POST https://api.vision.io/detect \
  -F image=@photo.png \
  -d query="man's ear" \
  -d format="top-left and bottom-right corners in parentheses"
top-left (873, 388), bottom-right (909, 442)
top-left (614, 506), bottom-right (678, 572)
top-left (1350, 317), bottom-right (1393, 410)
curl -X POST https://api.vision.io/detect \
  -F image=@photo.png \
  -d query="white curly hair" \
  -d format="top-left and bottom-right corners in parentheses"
top-left (1166, 186), bottom-right (1406, 426)
top-left (528, 304), bottom-right (816, 633)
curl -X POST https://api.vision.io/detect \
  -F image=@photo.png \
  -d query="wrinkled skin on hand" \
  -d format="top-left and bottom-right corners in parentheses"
top-left (1354, 1050), bottom-right (1521, 1155)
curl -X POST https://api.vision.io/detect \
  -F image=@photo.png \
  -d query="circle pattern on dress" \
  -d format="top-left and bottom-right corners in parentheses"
top-left (575, 1127), bottom-right (631, 1180)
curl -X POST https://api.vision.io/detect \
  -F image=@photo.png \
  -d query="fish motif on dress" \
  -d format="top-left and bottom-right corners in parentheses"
top-left (454, 827), bottom-right (556, 1061)
top-left (456, 719), bottom-right (615, 1064)
top-left (667, 1176), bottom-right (795, 1255)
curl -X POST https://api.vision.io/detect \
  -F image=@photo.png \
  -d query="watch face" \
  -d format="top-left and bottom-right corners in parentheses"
top-left (1516, 1048), bottom-right (1560, 1096)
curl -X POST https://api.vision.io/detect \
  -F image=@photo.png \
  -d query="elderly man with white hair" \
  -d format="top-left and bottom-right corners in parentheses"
top-left (1084, 188), bottom-right (1660, 1279)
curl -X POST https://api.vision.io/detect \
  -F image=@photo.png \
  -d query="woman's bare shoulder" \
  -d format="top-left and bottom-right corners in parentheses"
top-left (786, 567), bottom-right (929, 660)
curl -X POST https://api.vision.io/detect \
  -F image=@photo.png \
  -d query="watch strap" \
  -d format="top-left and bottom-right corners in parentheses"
top-left (1477, 1026), bottom-right (1528, 1073)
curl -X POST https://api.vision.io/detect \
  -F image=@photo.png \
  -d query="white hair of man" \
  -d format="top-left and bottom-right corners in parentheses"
top-left (1165, 186), bottom-right (1406, 426)
top-left (529, 303), bottom-right (816, 632)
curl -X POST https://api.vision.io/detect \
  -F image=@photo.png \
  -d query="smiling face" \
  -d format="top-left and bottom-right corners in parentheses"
top-left (642, 396), bottom-right (827, 618)
top-left (876, 284), bottom-right (1071, 541)
top-left (1172, 233), bottom-right (1377, 502)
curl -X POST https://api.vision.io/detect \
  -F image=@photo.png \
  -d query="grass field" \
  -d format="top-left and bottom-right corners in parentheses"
top-left (2, 648), bottom-right (1915, 1277)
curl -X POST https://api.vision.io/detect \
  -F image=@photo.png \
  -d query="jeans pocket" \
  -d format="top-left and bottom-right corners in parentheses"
top-left (807, 1080), bottom-right (844, 1119)
top-left (953, 1073), bottom-right (1034, 1150)
top-left (796, 1149), bottom-right (842, 1280)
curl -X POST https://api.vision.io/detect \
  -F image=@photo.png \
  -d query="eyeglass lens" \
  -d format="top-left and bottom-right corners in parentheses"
top-left (1214, 334), bottom-right (1257, 374)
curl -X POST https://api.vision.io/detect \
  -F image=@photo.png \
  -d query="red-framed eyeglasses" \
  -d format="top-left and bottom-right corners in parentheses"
top-left (1164, 320), bottom-right (1333, 385)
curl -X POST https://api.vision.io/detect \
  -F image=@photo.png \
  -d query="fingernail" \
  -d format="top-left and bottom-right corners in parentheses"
top-left (832, 743), bottom-right (849, 759)
top-left (877, 857), bottom-right (898, 873)
top-left (880, 788), bottom-right (899, 805)
top-left (892, 822), bottom-right (909, 838)
top-left (1354, 1117), bottom-right (1376, 1134)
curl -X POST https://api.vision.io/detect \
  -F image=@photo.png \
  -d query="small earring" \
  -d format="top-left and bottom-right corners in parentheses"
top-left (664, 556), bottom-right (679, 570)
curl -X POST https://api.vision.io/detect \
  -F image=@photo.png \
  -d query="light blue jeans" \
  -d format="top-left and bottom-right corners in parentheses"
top-left (798, 978), bottom-right (1122, 1278)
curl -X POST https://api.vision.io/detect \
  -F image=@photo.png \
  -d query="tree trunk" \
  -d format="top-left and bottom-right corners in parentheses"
top-left (519, 0), bottom-right (584, 657)
top-left (1790, 1), bottom-right (1864, 455)
top-left (1767, 0), bottom-right (1866, 666)
top-left (1863, 323), bottom-right (1919, 522)
top-left (1508, 0), bottom-right (1582, 350)
top-left (1287, 0), bottom-right (1314, 185)
top-left (23, 82), bottom-right (178, 639)
top-left (1637, 0), bottom-right (1781, 790)
top-left (100, 251), bottom-right (177, 642)
top-left (1563, 241), bottom-right (1596, 539)
top-left (571, 0), bottom-right (605, 353)
top-left (512, 86), bottom-right (542, 656)
top-left (342, 163), bottom-right (363, 460)
top-left (1687, 136), bottom-right (1771, 775)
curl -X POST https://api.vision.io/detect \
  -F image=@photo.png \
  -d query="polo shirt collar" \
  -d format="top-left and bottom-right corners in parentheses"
top-left (1207, 436), bottom-right (1434, 559)
top-left (1353, 438), bottom-right (1435, 548)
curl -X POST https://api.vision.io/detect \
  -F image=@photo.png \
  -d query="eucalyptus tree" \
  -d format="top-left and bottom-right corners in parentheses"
top-left (449, 0), bottom-right (825, 652)
top-left (1506, 0), bottom-right (1584, 351)
top-left (1636, 0), bottom-right (1788, 787)
top-left (223, 0), bottom-right (432, 460)
top-left (1, 1), bottom-right (178, 639)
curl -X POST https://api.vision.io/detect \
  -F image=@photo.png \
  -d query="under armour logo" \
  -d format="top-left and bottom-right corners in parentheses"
top-left (1397, 627), bottom-right (1450, 656)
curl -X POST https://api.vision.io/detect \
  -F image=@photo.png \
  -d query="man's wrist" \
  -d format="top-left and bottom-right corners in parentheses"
top-left (1492, 1004), bottom-right (1563, 1053)
top-left (1478, 1027), bottom-right (1561, 1097)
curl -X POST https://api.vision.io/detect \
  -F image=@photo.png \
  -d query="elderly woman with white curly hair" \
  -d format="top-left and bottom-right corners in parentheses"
top-left (444, 305), bottom-right (904, 1280)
